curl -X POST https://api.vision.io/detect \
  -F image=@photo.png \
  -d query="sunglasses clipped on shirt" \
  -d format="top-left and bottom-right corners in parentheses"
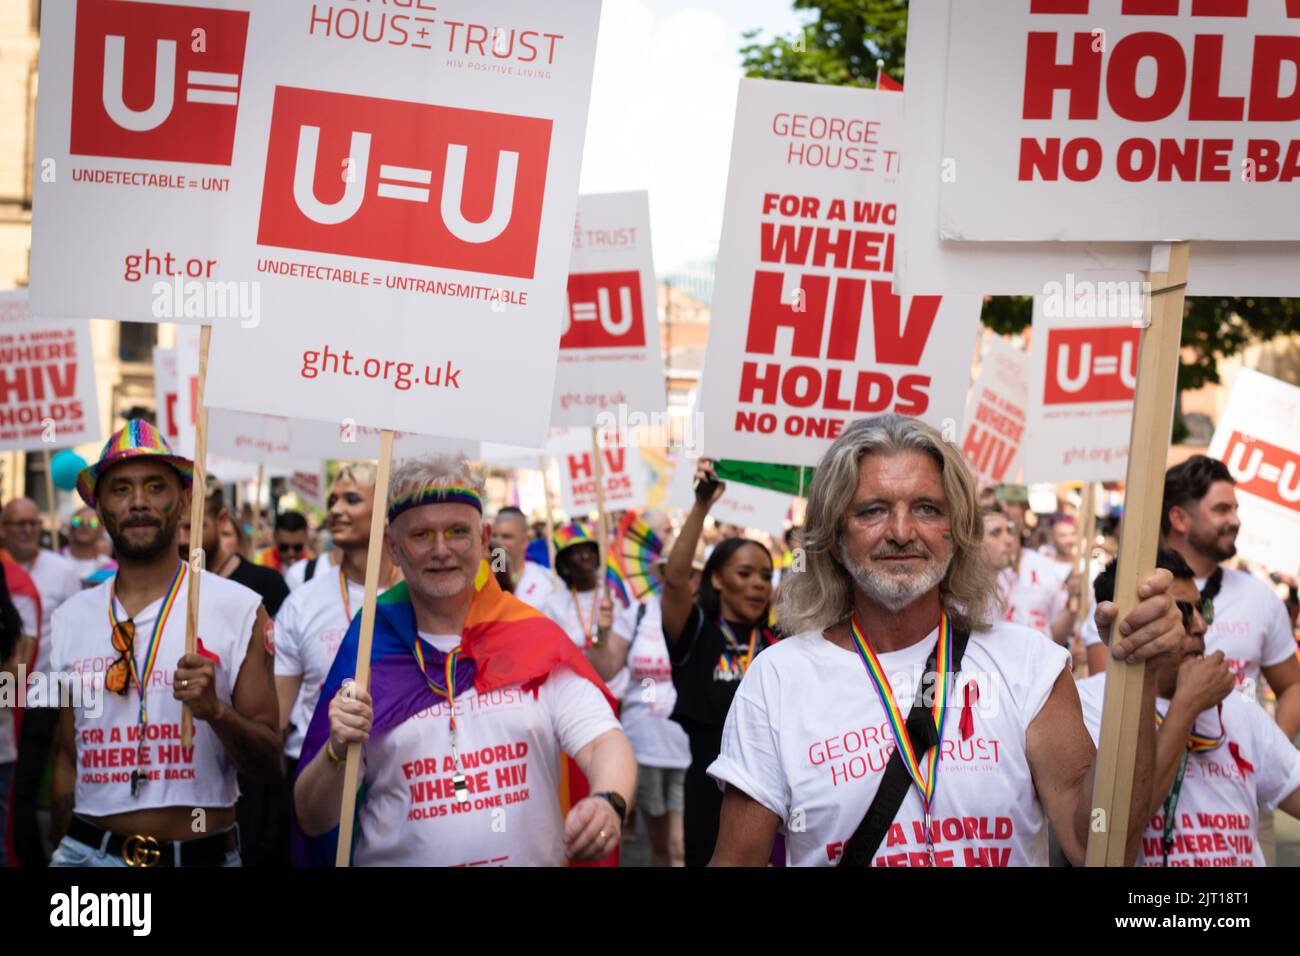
top-left (107, 620), bottom-right (134, 696)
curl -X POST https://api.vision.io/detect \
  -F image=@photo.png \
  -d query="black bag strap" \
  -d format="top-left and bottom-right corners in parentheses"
top-left (303, 555), bottom-right (320, 582)
top-left (838, 625), bottom-right (972, 868)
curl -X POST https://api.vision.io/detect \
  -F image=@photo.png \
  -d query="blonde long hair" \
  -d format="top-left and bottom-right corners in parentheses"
top-left (778, 414), bottom-right (995, 635)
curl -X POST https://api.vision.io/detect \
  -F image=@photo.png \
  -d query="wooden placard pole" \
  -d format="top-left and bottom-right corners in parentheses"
top-left (590, 428), bottom-right (609, 599)
top-left (181, 325), bottom-right (212, 750)
top-left (335, 427), bottom-right (395, 867)
top-left (1085, 242), bottom-right (1190, 867)
top-left (538, 455), bottom-right (559, 588)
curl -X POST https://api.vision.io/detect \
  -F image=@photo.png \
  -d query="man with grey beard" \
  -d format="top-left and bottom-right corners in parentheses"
top-left (707, 414), bottom-right (1184, 868)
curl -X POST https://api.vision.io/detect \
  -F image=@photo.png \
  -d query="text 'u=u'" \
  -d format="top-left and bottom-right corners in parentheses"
top-left (186, 71), bottom-right (239, 106)
top-left (378, 165), bottom-right (433, 203)
top-left (1092, 356), bottom-right (1120, 374)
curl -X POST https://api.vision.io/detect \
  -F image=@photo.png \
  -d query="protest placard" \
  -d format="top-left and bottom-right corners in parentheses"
top-left (0, 292), bottom-right (100, 452)
top-left (1208, 368), bottom-right (1300, 573)
top-left (203, 0), bottom-right (602, 449)
top-left (960, 337), bottom-right (1029, 485)
top-left (553, 191), bottom-right (666, 426)
top-left (699, 79), bottom-right (983, 468)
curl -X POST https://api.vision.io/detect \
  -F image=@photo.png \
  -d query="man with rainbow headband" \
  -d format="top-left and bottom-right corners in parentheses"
top-left (709, 414), bottom-right (1184, 867)
top-left (294, 456), bottom-right (636, 866)
top-left (47, 420), bottom-right (282, 867)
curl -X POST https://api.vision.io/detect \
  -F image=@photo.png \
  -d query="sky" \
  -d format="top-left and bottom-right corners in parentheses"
top-left (576, 0), bottom-right (811, 276)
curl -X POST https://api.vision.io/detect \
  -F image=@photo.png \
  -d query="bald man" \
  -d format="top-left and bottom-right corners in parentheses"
top-left (492, 507), bottom-right (554, 609)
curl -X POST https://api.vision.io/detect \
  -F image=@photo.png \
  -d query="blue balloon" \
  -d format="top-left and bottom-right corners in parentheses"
top-left (51, 450), bottom-right (89, 491)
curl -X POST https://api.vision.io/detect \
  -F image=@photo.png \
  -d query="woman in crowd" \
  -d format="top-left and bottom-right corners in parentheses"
top-left (660, 461), bottom-right (778, 867)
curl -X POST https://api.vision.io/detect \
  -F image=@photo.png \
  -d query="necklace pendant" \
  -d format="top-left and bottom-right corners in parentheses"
top-left (452, 773), bottom-right (469, 803)
top-left (130, 769), bottom-right (144, 797)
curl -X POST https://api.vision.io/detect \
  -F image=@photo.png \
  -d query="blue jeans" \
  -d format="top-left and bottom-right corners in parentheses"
top-left (51, 828), bottom-right (241, 867)
top-left (0, 762), bottom-right (13, 867)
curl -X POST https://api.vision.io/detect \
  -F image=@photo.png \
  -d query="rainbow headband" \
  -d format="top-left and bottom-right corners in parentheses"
top-left (387, 485), bottom-right (483, 522)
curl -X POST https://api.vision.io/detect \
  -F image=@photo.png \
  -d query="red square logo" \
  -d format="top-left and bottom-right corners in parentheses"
top-left (70, 0), bottom-right (249, 165)
top-left (257, 87), bottom-right (552, 279)
top-left (561, 271), bottom-right (647, 349)
top-left (1042, 326), bottom-right (1139, 405)
top-left (1222, 432), bottom-right (1300, 514)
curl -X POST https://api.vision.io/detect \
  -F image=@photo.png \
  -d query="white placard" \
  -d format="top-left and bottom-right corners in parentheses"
top-left (939, 2), bottom-right (1300, 243)
top-left (552, 191), bottom-right (666, 426)
top-left (288, 418), bottom-right (479, 464)
top-left (895, 0), bottom-right (1300, 296)
top-left (31, 0), bottom-right (256, 323)
top-left (203, 0), bottom-right (601, 449)
top-left (558, 443), bottom-right (647, 516)
top-left (0, 292), bottom-right (101, 452)
top-left (153, 346), bottom-right (182, 446)
top-left (1023, 292), bottom-right (1137, 484)
top-left (173, 324), bottom-right (202, 457)
top-left (1207, 368), bottom-right (1300, 574)
top-left (699, 78), bottom-right (983, 468)
top-left (960, 337), bottom-right (1029, 486)
top-left (666, 452), bottom-right (792, 540)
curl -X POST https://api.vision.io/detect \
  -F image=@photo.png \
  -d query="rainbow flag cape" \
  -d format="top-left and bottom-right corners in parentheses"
top-left (293, 563), bottom-right (617, 866)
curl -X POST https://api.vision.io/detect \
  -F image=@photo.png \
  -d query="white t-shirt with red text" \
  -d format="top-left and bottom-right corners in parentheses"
top-left (0, 592), bottom-right (38, 764)
top-left (353, 631), bottom-right (620, 866)
top-left (514, 561), bottom-right (554, 610)
top-left (23, 549), bottom-right (82, 704)
top-left (613, 597), bottom-right (690, 770)
top-left (709, 621), bottom-right (1072, 867)
top-left (1195, 567), bottom-right (1296, 697)
top-left (999, 549), bottom-right (1067, 641)
top-left (274, 567), bottom-right (364, 760)
top-left (1077, 674), bottom-right (1300, 867)
top-left (49, 569), bottom-right (259, 817)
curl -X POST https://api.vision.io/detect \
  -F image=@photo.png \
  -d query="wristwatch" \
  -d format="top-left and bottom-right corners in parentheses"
top-left (593, 790), bottom-right (627, 826)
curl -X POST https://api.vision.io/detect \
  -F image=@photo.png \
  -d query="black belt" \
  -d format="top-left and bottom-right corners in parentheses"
top-left (68, 816), bottom-right (239, 867)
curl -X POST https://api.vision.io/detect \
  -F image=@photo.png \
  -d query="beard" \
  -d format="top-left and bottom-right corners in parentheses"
top-left (108, 513), bottom-right (179, 562)
top-left (1189, 523), bottom-right (1237, 563)
top-left (839, 539), bottom-right (954, 613)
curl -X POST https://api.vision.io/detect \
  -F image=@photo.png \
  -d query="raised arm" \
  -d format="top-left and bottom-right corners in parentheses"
top-left (1150, 652), bottom-right (1233, 820)
top-left (587, 597), bottom-right (632, 683)
top-left (662, 460), bottom-right (723, 644)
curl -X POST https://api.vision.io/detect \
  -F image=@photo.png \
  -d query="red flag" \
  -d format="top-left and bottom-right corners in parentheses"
top-left (876, 64), bottom-right (903, 92)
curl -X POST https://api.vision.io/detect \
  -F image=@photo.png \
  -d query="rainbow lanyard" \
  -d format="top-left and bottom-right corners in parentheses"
top-left (571, 588), bottom-right (597, 648)
top-left (1155, 703), bottom-right (1227, 753)
top-left (717, 619), bottom-right (759, 677)
top-left (107, 562), bottom-right (186, 797)
top-left (848, 612), bottom-right (954, 866)
top-left (413, 641), bottom-right (469, 803)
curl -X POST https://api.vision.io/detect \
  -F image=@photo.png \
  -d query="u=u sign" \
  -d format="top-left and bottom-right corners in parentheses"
top-left (102, 37), bottom-right (239, 133)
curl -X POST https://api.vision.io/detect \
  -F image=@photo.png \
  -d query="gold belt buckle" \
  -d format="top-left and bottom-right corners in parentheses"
top-left (122, 833), bottom-right (162, 868)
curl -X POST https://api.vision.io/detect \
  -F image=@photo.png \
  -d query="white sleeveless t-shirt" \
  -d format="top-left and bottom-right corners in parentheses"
top-left (50, 568), bottom-right (261, 817)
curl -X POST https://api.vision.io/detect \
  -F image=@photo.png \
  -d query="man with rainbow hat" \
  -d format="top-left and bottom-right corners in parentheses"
top-left (47, 420), bottom-right (282, 867)
top-left (294, 456), bottom-right (635, 866)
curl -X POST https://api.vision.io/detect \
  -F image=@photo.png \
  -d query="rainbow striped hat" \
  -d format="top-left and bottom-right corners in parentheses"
top-left (77, 419), bottom-right (194, 508)
top-left (553, 522), bottom-right (597, 554)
